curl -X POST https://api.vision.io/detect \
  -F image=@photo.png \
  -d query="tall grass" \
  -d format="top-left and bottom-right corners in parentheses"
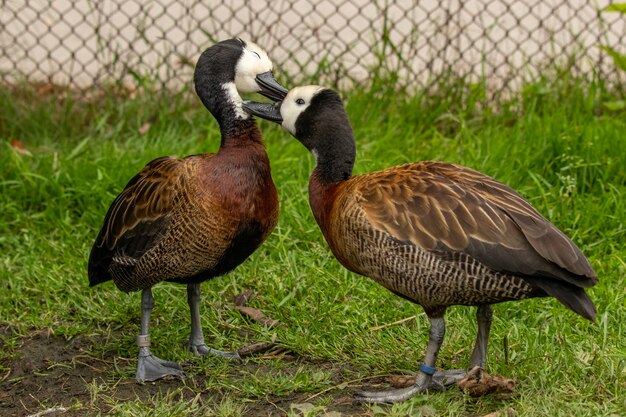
top-left (0, 72), bottom-right (625, 416)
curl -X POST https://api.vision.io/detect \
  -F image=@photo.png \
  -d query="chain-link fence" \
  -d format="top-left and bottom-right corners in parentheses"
top-left (1, 0), bottom-right (625, 94)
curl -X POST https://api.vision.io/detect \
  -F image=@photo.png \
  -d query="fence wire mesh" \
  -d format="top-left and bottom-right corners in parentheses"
top-left (1, 0), bottom-right (625, 95)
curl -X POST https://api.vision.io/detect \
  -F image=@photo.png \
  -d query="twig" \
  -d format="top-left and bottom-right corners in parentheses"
top-left (256, 354), bottom-right (295, 360)
top-left (74, 359), bottom-right (105, 372)
top-left (26, 406), bottom-right (67, 417)
top-left (369, 315), bottom-right (416, 331)
top-left (73, 353), bottom-right (114, 364)
top-left (1, 367), bottom-right (10, 383)
top-left (304, 375), bottom-right (394, 402)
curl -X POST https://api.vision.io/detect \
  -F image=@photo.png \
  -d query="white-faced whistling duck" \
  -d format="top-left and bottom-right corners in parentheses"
top-left (243, 85), bottom-right (597, 403)
top-left (88, 39), bottom-right (288, 382)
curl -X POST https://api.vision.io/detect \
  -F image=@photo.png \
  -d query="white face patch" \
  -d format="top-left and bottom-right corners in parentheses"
top-left (234, 40), bottom-right (273, 94)
top-left (280, 85), bottom-right (325, 136)
top-left (222, 82), bottom-right (248, 119)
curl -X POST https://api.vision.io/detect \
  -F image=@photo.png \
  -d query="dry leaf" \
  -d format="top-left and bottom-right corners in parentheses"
top-left (10, 139), bottom-right (25, 149)
top-left (138, 122), bottom-right (151, 135)
top-left (237, 341), bottom-right (276, 357)
top-left (234, 305), bottom-right (282, 329)
top-left (10, 139), bottom-right (30, 155)
top-left (234, 289), bottom-right (255, 306)
top-left (457, 366), bottom-right (516, 397)
top-left (37, 83), bottom-right (54, 96)
top-left (387, 374), bottom-right (415, 388)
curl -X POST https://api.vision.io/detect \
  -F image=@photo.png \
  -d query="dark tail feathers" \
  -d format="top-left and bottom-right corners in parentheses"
top-left (525, 277), bottom-right (597, 321)
top-left (88, 255), bottom-right (138, 291)
top-left (87, 256), bottom-right (113, 287)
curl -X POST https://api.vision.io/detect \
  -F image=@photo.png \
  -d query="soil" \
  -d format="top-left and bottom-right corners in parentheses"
top-left (0, 327), bottom-right (374, 417)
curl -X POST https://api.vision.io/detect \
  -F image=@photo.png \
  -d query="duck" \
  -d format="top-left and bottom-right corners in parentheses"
top-left (87, 38), bottom-right (288, 382)
top-left (243, 85), bottom-right (598, 403)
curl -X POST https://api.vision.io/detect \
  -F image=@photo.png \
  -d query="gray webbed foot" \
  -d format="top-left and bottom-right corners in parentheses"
top-left (355, 368), bottom-right (467, 404)
top-left (432, 368), bottom-right (467, 386)
top-left (355, 384), bottom-right (425, 404)
top-left (355, 373), bottom-right (440, 404)
top-left (136, 348), bottom-right (185, 382)
top-left (188, 342), bottom-right (242, 362)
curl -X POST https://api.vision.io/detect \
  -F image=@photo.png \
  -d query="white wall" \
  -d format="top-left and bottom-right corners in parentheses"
top-left (1, 0), bottom-right (624, 90)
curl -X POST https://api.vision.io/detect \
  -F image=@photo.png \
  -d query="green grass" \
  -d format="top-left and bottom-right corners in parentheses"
top-left (0, 75), bottom-right (625, 417)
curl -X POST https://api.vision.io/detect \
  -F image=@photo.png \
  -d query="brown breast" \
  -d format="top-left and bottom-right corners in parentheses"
top-left (90, 126), bottom-right (279, 292)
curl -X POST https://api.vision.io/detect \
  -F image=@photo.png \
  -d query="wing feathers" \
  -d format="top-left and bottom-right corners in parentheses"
top-left (100, 156), bottom-right (183, 250)
top-left (88, 156), bottom-right (186, 285)
top-left (355, 161), bottom-right (596, 287)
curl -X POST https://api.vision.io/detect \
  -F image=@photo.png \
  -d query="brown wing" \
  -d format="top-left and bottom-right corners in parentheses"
top-left (355, 161), bottom-right (597, 287)
top-left (88, 156), bottom-right (187, 285)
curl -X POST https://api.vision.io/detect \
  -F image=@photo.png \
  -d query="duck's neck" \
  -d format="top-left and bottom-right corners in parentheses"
top-left (307, 134), bottom-right (356, 231)
top-left (313, 152), bottom-right (354, 185)
top-left (219, 117), bottom-right (262, 148)
top-left (309, 125), bottom-right (356, 185)
top-left (196, 78), bottom-right (258, 146)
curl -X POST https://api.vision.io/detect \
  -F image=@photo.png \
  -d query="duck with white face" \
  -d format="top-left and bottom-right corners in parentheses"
top-left (194, 38), bottom-right (288, 122)
top-left (243, 86), bottom-right (597, 403)
top-left (88, 38), bottom-right (289, 383)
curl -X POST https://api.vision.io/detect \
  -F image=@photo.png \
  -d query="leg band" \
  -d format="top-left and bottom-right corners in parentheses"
top-left (136, 334), bottom-right (151, 348)
top-left (419, 363), bottom-right (436, 376)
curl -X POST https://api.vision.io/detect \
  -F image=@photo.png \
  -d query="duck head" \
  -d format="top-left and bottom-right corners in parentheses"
top-left (244, 85), bottom-right (356, 183)
top-left (194, 38), bottom-right (288, 124)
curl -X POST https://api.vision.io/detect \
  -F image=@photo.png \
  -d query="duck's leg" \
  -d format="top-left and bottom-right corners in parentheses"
top-left (429, 304), bottom-right (494, 386)
top-left (355, 305), bottom-right (494, 403)
top-left (469, 304), bottom-right (493, 368)
top-left (355, 312), bottom-right (455, 403)
top-left (186, 283), bottom-right (241, 361)
top-left (136, 288), bottom-right (184, 382)
top-left (411, 304), bottom-right (494, 391)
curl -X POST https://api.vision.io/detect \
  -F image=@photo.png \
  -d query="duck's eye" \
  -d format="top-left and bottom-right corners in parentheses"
top-left (296, 98), bottom-right (305, 105)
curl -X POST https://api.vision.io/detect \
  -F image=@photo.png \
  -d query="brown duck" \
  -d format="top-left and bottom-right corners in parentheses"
top-left (88, 39), bottom-right (287, 382)
top-left (243, 85), bottom-right (597, 403)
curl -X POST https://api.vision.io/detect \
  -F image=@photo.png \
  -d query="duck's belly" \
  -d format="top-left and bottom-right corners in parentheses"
top-left (120, 211), bottom-right (270, 290)
top-left (339, 230), bottom-right (536, 309)
top-left (168, 218), bottom-right (270, 284)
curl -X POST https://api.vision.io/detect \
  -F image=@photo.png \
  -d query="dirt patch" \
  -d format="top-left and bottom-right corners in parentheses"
top-left (0, 328), bottom-right (372, 417)
top-left (0, 329), bottom-right (132, 416)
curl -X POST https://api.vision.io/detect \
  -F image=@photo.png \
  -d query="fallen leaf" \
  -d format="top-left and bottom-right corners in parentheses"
top-left (37, 83), bottom-right (54, 96)
top-left (234, 305), bottom-right (282, 329)
top-left (236, 341), bottom-right (276, 357)
top-left (387, 374), bottom-right (415, 388)
top-left (234, 289), bottom-right (255, 306)
top-left (10, 139), bottom-right (30, 155)
top-left (138, 122), bottom-right (151, 135)
top-left (457, 366), bottom-right (516, 397)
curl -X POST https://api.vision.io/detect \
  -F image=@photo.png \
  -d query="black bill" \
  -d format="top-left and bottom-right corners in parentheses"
top-left (243, 100), bottom-right (283, 123)
top-left (255, 71), bottom-right (288, 101)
